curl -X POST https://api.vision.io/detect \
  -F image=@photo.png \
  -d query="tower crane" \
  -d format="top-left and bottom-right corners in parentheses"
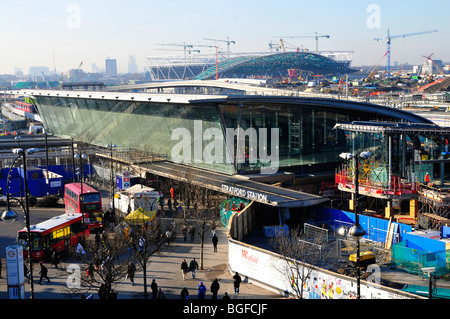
top-left (155, 42), bottom-right (195, 57)
top-left (202, 37), bottom-right (235, 57)
top-left (374, 29), bottom-right (437, 76)
top-left (274, 32), bottom-right (330, 52)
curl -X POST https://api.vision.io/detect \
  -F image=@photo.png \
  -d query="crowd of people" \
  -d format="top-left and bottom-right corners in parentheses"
top-left (15, 188), bottom-right (250, 300)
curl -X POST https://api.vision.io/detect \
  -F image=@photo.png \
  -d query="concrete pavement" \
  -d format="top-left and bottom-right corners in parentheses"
top-left (0, 224), bottom-right (282, 300)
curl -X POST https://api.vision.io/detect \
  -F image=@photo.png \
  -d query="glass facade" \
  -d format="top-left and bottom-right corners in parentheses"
top-left (35, 95), bottom-right (417, 175)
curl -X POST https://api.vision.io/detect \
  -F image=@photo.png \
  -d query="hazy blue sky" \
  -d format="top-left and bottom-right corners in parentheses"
top-left (0, 0), bottom-right (448, 74)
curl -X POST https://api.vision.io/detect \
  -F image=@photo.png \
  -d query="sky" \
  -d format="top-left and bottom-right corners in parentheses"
top-left (0, 0), bottom-right (449, 75)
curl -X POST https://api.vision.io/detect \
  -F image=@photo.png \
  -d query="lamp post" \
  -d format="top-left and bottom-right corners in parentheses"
top-left (75, 153), bottom-right (88, 232)
top-left (2, 147), bottom-right (39, 299)
top-left (339, 151), bottom-right (371, 299)
top-left (106, 144), bottom-right (117, 213)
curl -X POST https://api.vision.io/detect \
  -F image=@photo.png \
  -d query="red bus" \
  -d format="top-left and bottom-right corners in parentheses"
top-left (64, 183), bottom-right (104, 230)
top-left (17, 213), bottom-right (89, 261)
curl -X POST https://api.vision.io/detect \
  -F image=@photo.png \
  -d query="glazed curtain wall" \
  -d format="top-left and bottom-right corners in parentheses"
top-left (220, 103), bottom-right (358, 172)
top-left (35, 96), bottom-right (235, 174)
top-left (35, 96), bottom-right (401, 175)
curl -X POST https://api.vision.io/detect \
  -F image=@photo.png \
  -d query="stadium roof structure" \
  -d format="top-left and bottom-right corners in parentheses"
top-left (195, 51), bottom-right (357, 80)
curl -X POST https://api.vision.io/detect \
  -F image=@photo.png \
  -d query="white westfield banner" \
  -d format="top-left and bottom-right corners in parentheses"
top-left (228, 239), bottom-right (417, 299)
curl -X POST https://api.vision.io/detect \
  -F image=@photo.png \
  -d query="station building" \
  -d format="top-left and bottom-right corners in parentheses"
top-left (8, 81), bottom-right (434, 221)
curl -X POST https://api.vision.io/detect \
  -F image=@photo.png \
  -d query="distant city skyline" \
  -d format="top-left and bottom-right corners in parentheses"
top-left (0, 0), bottom-right (449, 75)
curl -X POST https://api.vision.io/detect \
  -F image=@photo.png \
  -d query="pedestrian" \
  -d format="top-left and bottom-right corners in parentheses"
top-left (212, 233), bottom-right (218, 252)
top-left (127, 262), bottom-right (136, 285)
top-left (23, 263), bottom-right (29, 281)
top-left (38, 262), bottom-right (50, 284)
top-left (210, 278), bottom-right (220, 299)
top-left (189, 258), bottom-right (199, 279)
top-left (223, 292), bottom-right (231, 299)
top-left (167, 198), bottom-right (172, 213)
top-left (150, 279), bottom-right (158, 299)
top-left (197, 281), bottom-right (206, 299)
top-left (233, 272), bottom-right (241, 294)
top-left (51, 249), bottom-right (60, 268)
top-left (182, 225), bottom-right (188, 242)
top-left (76, 242), bottom-right (86, 259)
top-left (157, 288), bottom-right (166, 299)
top-left (181, 286), bottom-right (189, 299)
top-left (181, 259), bottom-right (188, 280)
top-left (95, 232), bottom-right (101, 252)
top-left (189, 225), bottom-right (196, 242)
top-left (0, 258), bottom-right (2, 278)
top-left (165, 229), bottom-right (172, 246)
top-left (87, 263), bottom-right (95, 280)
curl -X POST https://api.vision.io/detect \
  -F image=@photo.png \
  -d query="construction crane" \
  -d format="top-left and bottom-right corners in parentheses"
top-left (274, 32), bottom-right (330, 52)
top-left (366, 51), bottom-right (388, 82)
top-left (422, 53), bottom-right (444, 75)
top-left (155, 42), bottom-right (196, 57)
top-left (202, 37), bottom-right (235, 57)
top-left (374, 29), bottom-right (438, 76)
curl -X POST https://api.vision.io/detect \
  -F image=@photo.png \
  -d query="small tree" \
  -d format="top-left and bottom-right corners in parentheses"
top-left (62, 231), bottom-right (130, 299)
top-left (189, 186), bottom-right (220, 270)
top-left (126, 221), bottom-right (166, 297)
top-left (271, 226), bottom-right (330, 299)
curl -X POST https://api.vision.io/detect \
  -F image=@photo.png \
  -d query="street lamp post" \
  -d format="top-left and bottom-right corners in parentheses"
top-left (106, 144), bottom-right (117, 213)
top-left (1, 147), bottom-right (39, 299)
top-left (339, 151), bottom-right (370, 299)
top-left (75, 153), bottom-right (88, 233)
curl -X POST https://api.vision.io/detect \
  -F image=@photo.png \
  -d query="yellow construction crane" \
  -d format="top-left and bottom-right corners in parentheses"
top-left (366, 51), bottom-right (388, 82)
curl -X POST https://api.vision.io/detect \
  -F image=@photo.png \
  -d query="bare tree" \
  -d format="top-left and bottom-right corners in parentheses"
top-left (189, 186), bottom-right (220, 270)
top-left (61, 231), bottom-right (130, 299)
top-left (125, 221), bottom-right (166, 297)
top-left (270, 226), bottom-right (331, 299)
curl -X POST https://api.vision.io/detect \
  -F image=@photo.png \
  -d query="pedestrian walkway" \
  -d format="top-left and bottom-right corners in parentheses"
top-left (0, 224), bottom-right (282, 299)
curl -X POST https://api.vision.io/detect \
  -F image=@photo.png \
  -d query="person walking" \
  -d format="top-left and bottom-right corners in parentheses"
top-left (212, 233), bottom-right (218, 252)
top-left (189, 258), bottom-right (199, 279)
top-left (189, 225), bottom-right (196, 242)
top-left (51, 249), bottom-right (60, 268)
top-left (150, 279), bottom-right (158, 299)
top-left (181, 286), bottom-right (189, 299)
top-left (127, 262), bottom-right (136, 285)
top-left (38, 262), bottom-right (50, 284)
top-left (87, 263), bottom-right (95, 281)
top-left (197, 281), bottom-right (206, 299)
top-left (76, 242), bottom-right (86, 259)
top-left (157, 288), bottom-right (166, 299)
top-left (233, 272), bottom-right (241, 294)
top-left (182, 225), bottom-right (188, 242)
top-left (210, 278), bottom-right (220, 299)
top-left (180, 259), bottom-right (188, 280)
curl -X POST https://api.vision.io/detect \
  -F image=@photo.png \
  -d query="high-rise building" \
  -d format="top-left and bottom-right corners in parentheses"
top-left (105, 58), bottom-right (117, 76)
top-left (128, 55), bottom-right (138, 74)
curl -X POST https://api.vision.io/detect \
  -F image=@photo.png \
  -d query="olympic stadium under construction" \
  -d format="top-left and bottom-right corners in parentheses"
top-left (146, 51), bottom-right (354, 81)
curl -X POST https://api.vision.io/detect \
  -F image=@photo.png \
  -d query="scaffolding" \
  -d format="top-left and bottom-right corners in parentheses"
top-left (334, 121), bottom-right (450, 223)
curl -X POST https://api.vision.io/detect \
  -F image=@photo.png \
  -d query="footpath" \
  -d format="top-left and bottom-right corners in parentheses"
top-left (0, 224), bottom-right (282, 300)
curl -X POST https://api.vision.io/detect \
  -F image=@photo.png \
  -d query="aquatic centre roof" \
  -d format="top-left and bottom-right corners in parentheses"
top-left (195, 52), bottom-right (357, 80)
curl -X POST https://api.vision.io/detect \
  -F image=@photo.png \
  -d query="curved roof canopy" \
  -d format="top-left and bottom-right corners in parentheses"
top-left (195, 52), bottom-right (357, 80)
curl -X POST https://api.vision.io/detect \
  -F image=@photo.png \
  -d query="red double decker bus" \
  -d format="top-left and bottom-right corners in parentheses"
top-left (17, 213), bottom-right (89, 261)
top-left (64, 183), bottom-right (104, 230)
